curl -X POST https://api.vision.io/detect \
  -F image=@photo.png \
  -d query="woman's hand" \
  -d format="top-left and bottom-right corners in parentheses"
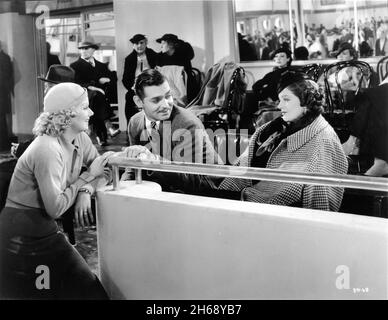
top-left (95, 167), bottom-right (113, 189)
top-left (88, 151), bottom-right (114, 177)
top-left (74, 192), bottom-right (94, 228)
top-left (120, 145), bottom-right (157, 160)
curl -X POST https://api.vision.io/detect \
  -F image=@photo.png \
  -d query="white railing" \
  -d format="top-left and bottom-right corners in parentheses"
top-left (108, 157), bottom-right (388, 192)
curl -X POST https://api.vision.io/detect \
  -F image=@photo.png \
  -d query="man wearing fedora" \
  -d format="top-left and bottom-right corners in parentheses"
top-left (122, 34), bottom-right (157, 125)
top-left (10, 64), bottom-right (76, 158)
top-left (156, 33), bottom-right (199, 103)
top-left (70, 40), bottom-right (118, 146)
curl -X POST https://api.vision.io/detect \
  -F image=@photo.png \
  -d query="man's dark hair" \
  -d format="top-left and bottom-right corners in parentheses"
top-left (134, 69), bottom-right (167, 100)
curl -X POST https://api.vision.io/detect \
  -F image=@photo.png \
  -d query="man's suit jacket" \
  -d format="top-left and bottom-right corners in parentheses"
top-left (351, 83), bottom-right (388, 162)
top-left (70, 57), bottom-right (112, 90)
top-left (127, 105), bottom-right (221, 164)
top-left (122, 48), bottom-right (158, 91)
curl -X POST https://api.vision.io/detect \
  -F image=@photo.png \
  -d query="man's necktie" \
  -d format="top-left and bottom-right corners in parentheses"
top-left (140, 60), bottom-right (143, 72)
top-left (150, 121), bottom-right (158, 140)
top-left (149, 121), bottom-right (161, 155)
top-left (88, 59), bottom-right (94, 67)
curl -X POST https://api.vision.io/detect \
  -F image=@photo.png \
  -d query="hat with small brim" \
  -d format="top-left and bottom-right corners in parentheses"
top-left (130, 34), bottom-right (146, 44)
top-left (78, 41), bottom-right (99, 50)
top-left (44, 83), bottom-right (88, 113)
top-left (333, 42), bottom-right (354, 57)
top-left (38, 65), bottom-right (75, 84)
top-left (277, 70), bottom-right (311, 94)
top-left (156, 33), bottom-right (179, 43)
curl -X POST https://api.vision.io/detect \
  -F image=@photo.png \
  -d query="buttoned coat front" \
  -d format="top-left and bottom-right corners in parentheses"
top-left (219, 115), bottom-right (348, 211)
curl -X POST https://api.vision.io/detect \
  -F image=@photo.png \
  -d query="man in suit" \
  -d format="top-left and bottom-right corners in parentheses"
top-left (342, 78), bottom-right (388, 176)
top-left (0, 41), bottom-right (14, 151)
top-left (122, 34), bottom-right (157, 125)
top-left (70, 40), bottom-right (118, 146)
top-left (122, 69), bottom-right (221, 190)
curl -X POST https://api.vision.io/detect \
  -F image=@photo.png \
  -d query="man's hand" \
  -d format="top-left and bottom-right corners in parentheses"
top-left (88, 151), bottom-right (115, 177)
top-left (98, 77), bottom-right (111, 84)
top-left (74, 192), bottom-right (94, 228)
top-left (120, 145), bottom-right (157, 160)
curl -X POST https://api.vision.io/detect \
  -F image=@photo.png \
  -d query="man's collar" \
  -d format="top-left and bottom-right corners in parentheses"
top-left (82, 56), bottom-right (94, 63)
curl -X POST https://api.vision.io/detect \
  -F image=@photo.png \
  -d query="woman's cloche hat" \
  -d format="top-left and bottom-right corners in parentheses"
top-left (44, 83), bottom-right (88, 113)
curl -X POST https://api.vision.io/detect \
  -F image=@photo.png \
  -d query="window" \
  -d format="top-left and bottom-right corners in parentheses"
top-left (234, 0), bottom-right (388, 62)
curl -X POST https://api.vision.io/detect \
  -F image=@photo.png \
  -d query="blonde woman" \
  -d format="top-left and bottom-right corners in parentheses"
top-left (0, 83), bottom-right (113, 299)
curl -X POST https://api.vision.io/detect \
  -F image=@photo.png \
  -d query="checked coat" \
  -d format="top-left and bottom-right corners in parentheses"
top-left (219, 115), bottom-right (348, 211)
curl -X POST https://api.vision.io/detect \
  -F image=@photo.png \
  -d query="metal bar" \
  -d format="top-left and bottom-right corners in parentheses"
top-left (83, 17), bottom-right (114, 24)
top-left (288, 0), bottom-right (294, 55)
top-left (108, 158), bottom-right (388, 193)
top-left (353, 0), bottom-right (358, 53)
top-left (135, 169), bottom-right (142, 184)
top-left (85, 27), bottom-right (115, 32)
top-left (112, 165), bottom-right (120, 191)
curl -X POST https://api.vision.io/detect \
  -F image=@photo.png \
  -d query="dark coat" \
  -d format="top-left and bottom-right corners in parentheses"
top-left (70, 57), bottom-right (113, 90)
top-left (351, 83), bottom-right (388, 162)
top-left (70, 57), bottom-right (114, 122)
top-left (156, 40), bottom-right (194, 73)
top-left (47, 53), bottom-right (61, 68)
top-left (252, 67), bottom-right (289, 102)
top-left (0, 50), bottom-right (13, 115)
top-left (122, 48), bottom-right (158, 91)
top-left (156, 41), bottom-right (199, 102)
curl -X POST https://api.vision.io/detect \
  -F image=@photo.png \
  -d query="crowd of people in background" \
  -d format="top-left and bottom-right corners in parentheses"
top-left (238, 15), bottom-right (388, 61)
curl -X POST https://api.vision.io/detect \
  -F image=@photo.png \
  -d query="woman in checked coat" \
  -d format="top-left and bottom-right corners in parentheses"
top-left (218, 71), bottom-right (348, 211)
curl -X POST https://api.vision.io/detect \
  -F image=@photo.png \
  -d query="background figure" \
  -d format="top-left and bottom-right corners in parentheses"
top-left (306, 33), bottom-right (325, 59)
top-left (237, 33), bottom-right (258, 62)
top-left (252, 47), bottom-right (292, 107)
top-left (0, 41), bottom-right (14, 151)
top-left (258, 37), bottom-right (271, 60)
top-left (122, 34), bottom-right (157, 125)
top-left (156, 33), bottom-right (199, 103)
top-left (294, 46), bottom-right (309, 60)
top-left (70, 40), bottom-right (119, 146)
top-left (342, 78), bottom-right (388, 176)
top-left (375, 26), bottom-right (388, 56)
top-left (46, 42), bottom-right (61, 69)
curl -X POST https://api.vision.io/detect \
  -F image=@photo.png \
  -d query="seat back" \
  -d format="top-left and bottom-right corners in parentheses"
top-left (377, 55), bottom-right (388, 83)
top-left (300, 63), bottom-right (323, 82)
top-left (187, 62), bottom-right (247, 130)
top-left (291, 63), bottom-right (323, 82)
top-left (322, 60), bottom-right (373, 142)
top-left (323, 60), bottom-right (373, 114)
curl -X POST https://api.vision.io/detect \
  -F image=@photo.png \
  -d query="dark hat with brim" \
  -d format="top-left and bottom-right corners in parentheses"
top-left (333, 42), bottom-right (354, 57)
top-left (156, 33), bottom-right (179, 43)
top-left (78, 41), bottom-right (99, 50)
top-left (277, 70), bottom-right (311, 94)
top-left (130, 34), bottom-right (146, 44)
top-left (271, 47), bottom-right (292, 59)
top-left (38, 64), bottom-right (75, 84)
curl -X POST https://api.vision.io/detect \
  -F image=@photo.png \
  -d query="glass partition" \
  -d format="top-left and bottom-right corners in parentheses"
top-left (108, 157), bottom-right (388, 218)
top-left (234, 0), bottom-right (388, 62)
